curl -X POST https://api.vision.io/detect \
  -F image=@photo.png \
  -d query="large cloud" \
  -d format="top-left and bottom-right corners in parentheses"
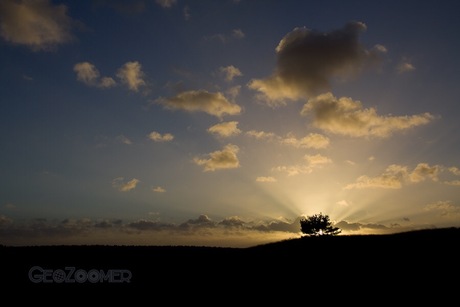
top-left (156, 90), bottom-right (241, 118)
top-left (193, 144), bottom-right (240, 172)
top-left (301, 92), bottom-right (434, 138)
top-left (0, 0), bottom-right (76, 51)
top-left (248, 21), bottom-right (384, 105)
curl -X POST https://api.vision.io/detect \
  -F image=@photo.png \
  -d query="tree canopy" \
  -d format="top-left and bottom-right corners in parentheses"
top-left (300, 213), bottom-right (341, 236)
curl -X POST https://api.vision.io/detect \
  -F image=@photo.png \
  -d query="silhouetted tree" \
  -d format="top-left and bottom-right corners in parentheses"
top-left (300, 213), bottom-right (341, 236)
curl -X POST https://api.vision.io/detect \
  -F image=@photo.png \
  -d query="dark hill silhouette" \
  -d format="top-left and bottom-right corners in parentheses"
top-left (2, 227), bottom-right (459, 297)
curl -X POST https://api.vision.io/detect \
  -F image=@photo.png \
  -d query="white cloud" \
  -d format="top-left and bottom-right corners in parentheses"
top-left (116, 135), bottom-right (132, 145)
top-left (148, 131), bottom-right (174, 142)
top-left (112, 177), bottom-right (140, 192)
top-left (0, 0), bottom-right (75, 51)
top-left (152, 186), bottom-right (166, 193)
top-left (193, 144), bottom-right (240, 172)
top-left (73, 62), bottom-right (116, 88)
top-left (220, 65), bottom-right (243, 82)
top-left (116, 61), bottom-right (146, 92)
top-left (274, 154), bottom-right (332, 176)
top-left (336, 200), bottom-right (350, 207)
top-left (256, 176), bottom-right (277, 183)
top-left (156, 90), bottom-right (241, 118)
top-left (245, 130), bottom-right (276, 140)
top-left (207, 121), bottom-right (241, 138)
top-left (397, 58), bottom-right (415, 74)
top-left (248, 21), bottom-right (383, 105)
top-left (155, 0), bottom-right (177, 8)
top-left (301, 92), bottom-right (434, 138)
top-left (205, 29), bottom-right (245, 43)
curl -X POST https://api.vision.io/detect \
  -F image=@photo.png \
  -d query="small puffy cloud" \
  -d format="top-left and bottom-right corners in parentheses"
top-left (248, 21), bottom-right (382, 105)
top-left (220, 65), bottom-right (243, 82)
top-left (152, 186), bottom-right (166, 193)
top-left (256, 176), bottom-right (277, 183)
top-left (0, 0), bottom-right (75, 51)
top-left (425, 200), bottom-right (460, 218)
top-left (397, 59), bottom-right (415, 74)
top-left (112, 177), bottom-right (140, 192)
top-left (194, 144), bottom-right (240, 172)
top-left (280, 132), bottom-right (330, 149)
top-left (155, 0), bottom-right (177, 8)
top-left (156, 90), bottom-right (241, 118)
top-left (116, 61), bottom-right (146, 92)
top-left (207, 121), bottom-right (241, 138)
top-left (409, 163), bottom-right (440, 183)
top-left (247, 130), bottom-right (329, 149)
top-left (73, 62), bottom-right (116, 88)
top-left (148, 131), bottom-right (174, 142)
top-left (301, 92), bottom-right (434, 138)
top-left (274, 154), bottom-right (332, 176)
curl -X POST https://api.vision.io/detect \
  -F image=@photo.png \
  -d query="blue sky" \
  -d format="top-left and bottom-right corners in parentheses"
top-left (1, 0), bottom-right (459, 247)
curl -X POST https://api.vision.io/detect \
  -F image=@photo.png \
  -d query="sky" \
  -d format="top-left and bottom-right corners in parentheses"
top-left (1, 0), bottom-right (460, 247)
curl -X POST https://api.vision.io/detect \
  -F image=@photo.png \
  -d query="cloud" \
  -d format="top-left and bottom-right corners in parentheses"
top-left (128, 220), bottom-right (173, 231)
top-left (448, 167), bottom-right (460, 176)
top-left (220, 65), bottom-right (243, 82)
top-left (274, 154), bottom-right (332, 176)
top-left (397, 59), bottom-right (415, 74)
top-left (256, 176), bottom-right (277, 183)
top-left (336, 200), bottom-right (350, 207)
top-left (219, 216), bottom-right (245, 227)
top-left (183, 5), bottom-right (191, 20)
top-left (194, 144), bottom-right (240, 172)
top-left (232, 29), bottom-right (245, 39)
top-left (409, 163), bottom-right (440, 183)
top-left (335, 220), bottom-right (389, 232)
top-left (155, 0), bottom-right (177, 8)
top-left (0, 0), bottom-right (76, 51)
top-left (148, 131), bottom-right (174, 142)
top-left (152, 186), bottom-right (166, 193)
top-left (252, 217), bottom-right (302, 233)
top-left (280, 132), bottom-right (330, 149)
top-left (226, 86), bottom-right (241, 100)
top-left (301, 92), bottom-right (434, 138)
top-left (116, 134), bottom-right (132, 145)
top-left (156, 90), bottom-right (241, 118)
top-left (345, 164), bottom-right (409, 189)
top-left (345, 163), bottom-right (444, 189)
top-left (180, 214), bottom-right (216, 230)
top-left (445, 180), bottom-right (460, 186)
top-left (245, 130), bottom-right (276, 140)
top-left (246, 130), bottom-right (329, 149)
top-left (248, 21), bottom-right (383, 105)
top-left (116, 61), bottom-right (146, 92)
top-left (207, 121), bottom-right (241, 138)
top-left (425, 201), bottom-right (460, 218)
top-left (205, 29), bottom-right (245, 43)
top-left (73, 62), bottom-right (116, 88)
top-left (112, 177), bottom-right (140, 192)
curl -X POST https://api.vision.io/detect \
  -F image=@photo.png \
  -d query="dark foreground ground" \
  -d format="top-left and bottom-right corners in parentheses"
top-left (2, 228), bottom-right (459, 298)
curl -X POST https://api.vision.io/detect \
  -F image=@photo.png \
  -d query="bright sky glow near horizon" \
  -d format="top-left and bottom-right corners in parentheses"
top-left (1, 0), bottom-right (460, 247)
